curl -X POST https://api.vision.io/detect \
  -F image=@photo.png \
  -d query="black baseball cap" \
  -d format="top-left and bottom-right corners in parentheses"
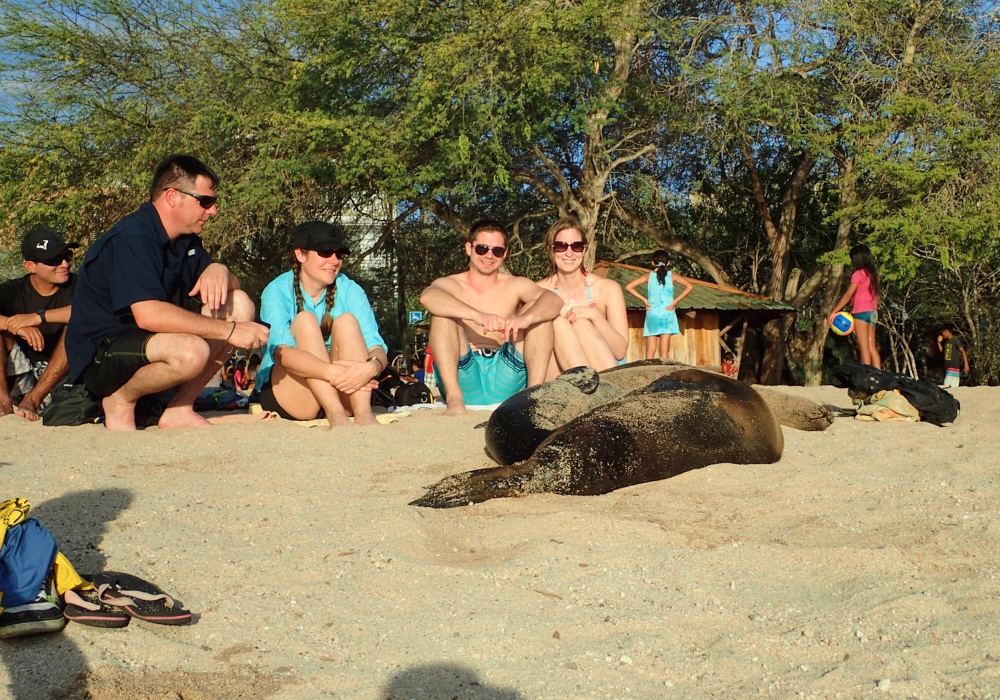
top-left (21, 227), bottom-right (80, 263)
top-left (292, 221), bottom-right (350, 253)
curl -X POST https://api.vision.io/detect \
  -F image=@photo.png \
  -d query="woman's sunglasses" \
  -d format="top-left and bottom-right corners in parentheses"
top-left (552, 241), bottom-right (586, 253)
top-left (473, 244), bottom-right (507, 257)
top-left (315, 249), bottom-right (349, 260)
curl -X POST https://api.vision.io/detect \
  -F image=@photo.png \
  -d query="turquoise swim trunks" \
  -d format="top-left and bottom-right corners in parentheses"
top-left (433, 342), bottom-right (527, 405)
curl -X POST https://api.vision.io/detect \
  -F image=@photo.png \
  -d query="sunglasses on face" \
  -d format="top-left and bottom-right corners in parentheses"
top-left (552, 241), bottom-right (586, 253)
top-left (473, 244), bottom-right (507, 257)
top-left (38, 252), bottom-right (73, 266)
top-left (171, 188), bottom-right (218, 209)
top-left (315, 249), bottom-right (349, 260)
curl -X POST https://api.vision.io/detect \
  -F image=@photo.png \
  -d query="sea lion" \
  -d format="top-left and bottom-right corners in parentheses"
top-left (751, 386), bottom-right (833, 431)
top-left (485, 366), bottom-right (626, 465)
top-left (411, 368), bottom-right (784, 508)
top-left (601, 360), bottom-right (833, 432)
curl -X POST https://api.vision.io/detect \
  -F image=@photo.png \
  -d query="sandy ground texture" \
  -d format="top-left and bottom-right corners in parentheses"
top-left (0, 385), bottom-right (998, 700)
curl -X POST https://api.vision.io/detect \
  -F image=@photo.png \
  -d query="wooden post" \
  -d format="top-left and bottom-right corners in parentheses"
top-left (734, 318), bottom-right (750, 379)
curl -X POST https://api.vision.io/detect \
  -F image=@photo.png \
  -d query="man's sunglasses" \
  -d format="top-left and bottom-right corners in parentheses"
top-left (171, 188), bottom-right (218, 209)
top-left (473, 244), bottom-right (507, 257)
top-left (315, 249), bottom-right (349, 260)
top-left (552, 241), bottom-right (586, 253)
top-left (38, 252), bottom-right (73, 266)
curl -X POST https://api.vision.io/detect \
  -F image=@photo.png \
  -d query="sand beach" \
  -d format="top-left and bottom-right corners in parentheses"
top-left (1, 385), bottom-right (998, 699)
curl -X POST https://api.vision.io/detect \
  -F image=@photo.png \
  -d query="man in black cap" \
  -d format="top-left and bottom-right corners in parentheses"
top-left (65, 154), bottom-right (270, 431)
top-left (0, 227), bottom-right (79, 419)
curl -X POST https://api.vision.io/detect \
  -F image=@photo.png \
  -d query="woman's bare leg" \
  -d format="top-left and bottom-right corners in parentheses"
top-left (328, 313), bottom-right (378, 426)
top-left (855, 320), bottom-right (873, 366)
top-left (645, 336), bottom-right (657, 359)
top-left (551, 316), bottom-right (588, 377)
top-left (869, 325), bottom-right (881, 369)
top-left (271, 312), bottom-right (351, 426)
top-left (569, 318), bottom-right (617, 370)
top-left (658, 333), bottom-right (672, 359)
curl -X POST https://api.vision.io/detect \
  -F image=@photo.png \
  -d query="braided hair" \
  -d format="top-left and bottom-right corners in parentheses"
top-left (651, 250), bottom-right (670, 286)
top-left (292, 253), bottom-right (337, 339)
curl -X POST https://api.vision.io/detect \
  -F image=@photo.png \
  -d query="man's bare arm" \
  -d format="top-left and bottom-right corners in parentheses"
top-left (131, 300), bottom-right (268, 349)
top-left (4, 306), bottom-right (72, 336)
top-left (420, 278), bottom-right (480, 322)
top-left (514, 281), bottom-right (562, 325)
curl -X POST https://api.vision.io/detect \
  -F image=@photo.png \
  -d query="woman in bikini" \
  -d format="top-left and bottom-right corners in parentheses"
top-left (257, 221), bottom-right (388, 426)
top-left (535, 218), bottom-right (629, 380)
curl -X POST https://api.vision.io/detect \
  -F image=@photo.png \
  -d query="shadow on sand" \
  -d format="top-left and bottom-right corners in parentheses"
top-left (382, 663), bottom-right (525, 700)
top-left (1, 488), bottom-right (133, 700)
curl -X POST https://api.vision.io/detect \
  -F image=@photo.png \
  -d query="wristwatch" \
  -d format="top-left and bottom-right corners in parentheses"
top-left (36, 309), bottom-right (46, 323)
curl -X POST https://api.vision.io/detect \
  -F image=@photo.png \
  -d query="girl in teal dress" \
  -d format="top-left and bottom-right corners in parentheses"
top-left (625, 251), bottom-right (694, 359)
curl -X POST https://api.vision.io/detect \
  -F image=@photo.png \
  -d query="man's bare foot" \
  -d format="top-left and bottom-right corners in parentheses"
top-left (158, 405), bottom-right (212, 429)
top-left (353, 412), bottom-right (380, 426)
top-left (14, 406), bottom-right (39, 422)
top-left (102, 394), bottom-right (138, 431)
top-left (16, 396), bottom-right (41, 422)
top-left (444, 400), bottom-right (467, 416)
top-left (0, 394), bottom-right (13, 417)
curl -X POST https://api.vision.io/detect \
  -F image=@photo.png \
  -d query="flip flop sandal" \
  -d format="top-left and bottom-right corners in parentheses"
top-left (63, 585), bottom-right (131, 628)
top-left (90, 572), bottom-right (193, 626)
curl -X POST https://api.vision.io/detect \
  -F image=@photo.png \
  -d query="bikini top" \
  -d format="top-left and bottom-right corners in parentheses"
top-left (552, 270), bottom-right (597, 308)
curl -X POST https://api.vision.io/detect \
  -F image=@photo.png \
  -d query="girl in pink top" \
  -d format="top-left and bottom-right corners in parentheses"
top-left (828, 244), bottom-right (881, 368)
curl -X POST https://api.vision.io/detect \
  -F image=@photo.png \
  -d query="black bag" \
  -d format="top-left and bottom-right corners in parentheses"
top-left (42, 384), bottom-right (169, 428)
top-left (831, 361), bottom-right (960, 426)
top-left (394, 381), bottom-right (433, 407)
top-left (42, 383), bottom-right (102, 426)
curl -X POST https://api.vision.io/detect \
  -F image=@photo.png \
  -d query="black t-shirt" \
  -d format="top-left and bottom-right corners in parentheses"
top-left (0, 273), bottom-right (76, 364)
top-left (943, 336), bottom-right (964, 371)
top-left (65, 202), bottom-right (212, 383)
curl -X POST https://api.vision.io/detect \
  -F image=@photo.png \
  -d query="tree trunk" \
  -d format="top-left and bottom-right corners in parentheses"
top-left (801, 154), bottom-right (856, 385)
top-left (743, 143), bottom-right (816, 384)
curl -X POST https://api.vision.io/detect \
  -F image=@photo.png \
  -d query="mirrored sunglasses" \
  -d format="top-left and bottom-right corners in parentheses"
top-left (473, 244), bottom-right (507, 257)
top-left (315, 249), bottom-right (349, 260)
top-left (173, 188), bottom-right (218, 209)
top-left (552, 241), bottom-right (586, 253)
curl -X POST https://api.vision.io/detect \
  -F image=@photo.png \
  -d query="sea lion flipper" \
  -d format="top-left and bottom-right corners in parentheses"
top-left (558, 366), bottom-right (600, 394)
top-left (410, 464), bottom-right (533, 509)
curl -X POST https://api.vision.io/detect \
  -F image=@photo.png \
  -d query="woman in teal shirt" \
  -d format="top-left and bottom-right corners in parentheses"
top-left (258, 222), bottom-right (388, 426)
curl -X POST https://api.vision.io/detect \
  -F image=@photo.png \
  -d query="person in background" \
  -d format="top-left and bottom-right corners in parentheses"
top-left (0, 227), bottom-right (79, 420)
top-left (244, 354), bottom-right (260, 393)
top-left (411, 358), bottom-right (426, 384)
top-left (828, 244), bottom-right (881, 369)
top-left (938, 327), bottom-right (969, 388)
top-left (220, 356), bottom-right (236, 386)
top-left (721, 351), bottom-right (736, 378)
top-left (625, 250), bottom-right (694, 359)
top-left (233, 359), bottom-right (249, 392)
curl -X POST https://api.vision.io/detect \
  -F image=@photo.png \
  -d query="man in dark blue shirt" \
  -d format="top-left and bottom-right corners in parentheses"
top-left (66, 155), bottom-right (269, 430)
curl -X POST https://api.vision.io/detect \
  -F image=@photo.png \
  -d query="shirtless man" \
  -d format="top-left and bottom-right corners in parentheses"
top-left (65, 155), bottom-right (269, 431)
top-left (420, 218), bottom-right (561, 415)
